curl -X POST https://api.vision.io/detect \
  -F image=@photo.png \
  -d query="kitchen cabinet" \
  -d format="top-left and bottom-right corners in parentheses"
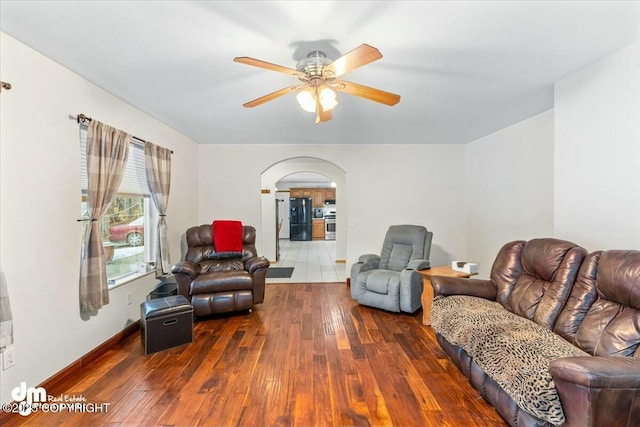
top-left (312, 219), bottom-right (325, 240)
top-left (289, 187), bottom-right (335, 206)
top-left (290, 188), bottom-right (314, 198)
top-left (312, 189), bottom-right (324, 207)
top-left (324, 188), bottom-right (335, 201)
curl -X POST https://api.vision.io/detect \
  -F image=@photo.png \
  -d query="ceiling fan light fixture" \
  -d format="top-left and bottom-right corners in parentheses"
top-left (319, 87), bottom-right (338, 111)
top-left (296, 89), bottom-right (317, 113)
top-left (296, 87), bottom-right (338, 113)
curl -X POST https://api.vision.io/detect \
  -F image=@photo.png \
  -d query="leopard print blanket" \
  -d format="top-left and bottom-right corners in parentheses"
top-left (431, 295), bottom-right (589, 426)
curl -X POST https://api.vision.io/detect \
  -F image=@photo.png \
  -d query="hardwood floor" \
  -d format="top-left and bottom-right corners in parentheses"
top-left (4, 283), bottom-right (506, 426)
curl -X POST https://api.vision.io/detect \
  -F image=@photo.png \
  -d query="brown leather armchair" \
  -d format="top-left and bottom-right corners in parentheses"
top-left (171, 224), bottom-right (269, 317)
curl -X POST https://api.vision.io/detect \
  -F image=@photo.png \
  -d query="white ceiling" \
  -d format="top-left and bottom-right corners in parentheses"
top-left (1, 1), bottom-right (639, 145)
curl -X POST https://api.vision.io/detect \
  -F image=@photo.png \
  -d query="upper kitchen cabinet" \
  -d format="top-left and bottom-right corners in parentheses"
top-left (324, 188), bottom-right (335, 201)
top-left (290, 187), bottom-right (335, 206)
top-left (313, 189), bottom-right (324, 207)
top-left (290, 188), bottom-right (312, 198)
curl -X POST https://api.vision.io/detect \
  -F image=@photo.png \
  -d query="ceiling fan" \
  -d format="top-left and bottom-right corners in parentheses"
top-left (233, 44), bottom-right (401, 124)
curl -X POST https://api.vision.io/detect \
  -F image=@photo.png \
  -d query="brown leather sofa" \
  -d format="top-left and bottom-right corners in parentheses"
top-left (171, 224), bottom-right (269, 317)
top-left (430, 238), bottom-right (640, 427)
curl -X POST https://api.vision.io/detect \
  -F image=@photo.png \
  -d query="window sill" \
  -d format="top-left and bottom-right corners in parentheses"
top-left (108, 270), bottom-right (155, 290)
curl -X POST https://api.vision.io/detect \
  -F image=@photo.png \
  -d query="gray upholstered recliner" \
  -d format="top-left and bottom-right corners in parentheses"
top-left (351, 225), bottom-right (433, 313)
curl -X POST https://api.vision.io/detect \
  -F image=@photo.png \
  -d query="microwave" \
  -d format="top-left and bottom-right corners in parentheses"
top-left (324, 199), bottom-right (335, 205)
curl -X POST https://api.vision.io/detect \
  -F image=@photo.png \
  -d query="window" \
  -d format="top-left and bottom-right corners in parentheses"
top-left (80, 126), bottom-right (157, 286)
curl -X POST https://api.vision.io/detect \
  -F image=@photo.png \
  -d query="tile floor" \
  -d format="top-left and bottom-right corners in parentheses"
top-left (267, 239), bottom-right (347, 283)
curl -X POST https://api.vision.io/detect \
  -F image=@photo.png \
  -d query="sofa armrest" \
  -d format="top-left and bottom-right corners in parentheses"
top-left (431, 276), bottom-right (497, 300)
top-left (245, 257), bottom-right (269, 304)
top-left (350, 254), bottom-right (380, 300)
top-left (358, 254), bottom-right (380, 267)
top-left (245, 256), bottom-right (270, 274)
top-left (406, 259), bottom-right (430, 271)
top-left (550, 356), bottom-right (640, 389)
top-left (399, 268), bottom-right (425, 313)
top-left (171, 260), bottom-right (200, 279)
top-left (351, 254), bottom-right (380, 280)
top-left (549, 356), bottom-right (640, 427)
top-left (171, 261), bottom-right (200, 299)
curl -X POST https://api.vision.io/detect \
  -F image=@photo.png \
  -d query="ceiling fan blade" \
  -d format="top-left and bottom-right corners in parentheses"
top-left (242, 86), bottom-right (300, 108)
top-left (319, 108), bottom-right (332, 123)
top-left (334, 80), bottom-right (401, 106)
top-left (314, 93), bottom-right (332, 124)
top-left (234, 57), bottom-right (301, 77)
top-left (323, 44), bottom-right (383, 78)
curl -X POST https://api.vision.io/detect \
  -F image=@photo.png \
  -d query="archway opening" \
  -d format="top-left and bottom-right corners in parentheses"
top-left (260, 157), bottom-right (347, 283)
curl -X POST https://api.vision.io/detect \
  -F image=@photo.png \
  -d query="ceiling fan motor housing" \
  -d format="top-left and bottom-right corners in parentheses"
top-left (297, 51), bottom-right (333, 77)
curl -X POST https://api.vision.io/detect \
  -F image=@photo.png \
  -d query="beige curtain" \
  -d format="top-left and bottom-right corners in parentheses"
top-left (144, 142), bottom-right (172, 274)
top-left (79, 120), bottom-right (130, 312)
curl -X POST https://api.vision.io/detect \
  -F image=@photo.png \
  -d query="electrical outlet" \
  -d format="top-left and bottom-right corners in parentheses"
top-left (126, 293), bottom-right (132, 306)
top-left (3, 347), bottom-right (16, 370)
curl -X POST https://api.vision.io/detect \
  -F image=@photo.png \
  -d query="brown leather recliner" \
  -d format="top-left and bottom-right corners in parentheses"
top-left (171, 224), bottom-right (269, 317)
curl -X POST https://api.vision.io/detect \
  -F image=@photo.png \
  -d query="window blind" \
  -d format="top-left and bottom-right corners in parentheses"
top-left (80, 125), bottom-right (149, 195)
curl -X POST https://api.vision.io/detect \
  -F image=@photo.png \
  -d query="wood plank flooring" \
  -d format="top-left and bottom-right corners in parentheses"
top-left (4, 283), bottom-right (507, 426)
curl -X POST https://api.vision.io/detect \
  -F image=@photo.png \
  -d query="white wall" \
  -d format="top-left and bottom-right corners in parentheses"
top-left (463, 40), bottom-right (640, 277)
top-left (197, 144), bottom-right (467, 269)
top-left (554, 41), bottom-right (640, 251)
top-left (465, 110), bottom-right (555, 278)
top-left (0, 33), bottom-right (199, 404)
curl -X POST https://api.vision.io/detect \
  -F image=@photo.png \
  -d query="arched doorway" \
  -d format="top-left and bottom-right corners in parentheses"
top-left (260, 157), bottom-right (347, 279)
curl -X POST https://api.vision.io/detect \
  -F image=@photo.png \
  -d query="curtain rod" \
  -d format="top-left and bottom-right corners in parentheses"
top-left (75, 113), bottom-right (173, 154)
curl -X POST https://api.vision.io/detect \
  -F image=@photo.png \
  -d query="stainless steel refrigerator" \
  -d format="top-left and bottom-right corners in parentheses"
top-left (289, 197), bottom-right (312, 241)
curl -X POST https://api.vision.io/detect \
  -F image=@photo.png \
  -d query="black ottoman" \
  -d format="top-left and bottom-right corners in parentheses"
top-left (141, 295), bottom-right (193, 355)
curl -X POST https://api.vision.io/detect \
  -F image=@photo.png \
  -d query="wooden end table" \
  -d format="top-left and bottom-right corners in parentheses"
top-left (418, 266), bottom-right (478, 326)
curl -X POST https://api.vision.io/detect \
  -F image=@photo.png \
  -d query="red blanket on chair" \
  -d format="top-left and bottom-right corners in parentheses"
top-left (212, 220), bottom-right (243, 253)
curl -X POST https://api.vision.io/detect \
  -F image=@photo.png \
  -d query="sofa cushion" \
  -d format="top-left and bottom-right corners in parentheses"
top-left (432, 295), bottom-right (589, 425)
top-left (553, 252), bottom-right (601, 343)
top-left (378, 225), bottom-right (428, 270)
top-left (354, 270), bottom-right (402, 312)
top-left (184, 224), bottom-right (259, 263)
top-left (361, 270), bottom-right (400, 294)
top-left (200, 258), bottom-right (245, 273)
top-left (386, 244), bottom-right (413, 271)
top-left (191, 270), bottom-right (253, 295)
top-left (505, 239), bottom-right (587, 330)
top-left (574, 250), bottom-right (640, 357)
